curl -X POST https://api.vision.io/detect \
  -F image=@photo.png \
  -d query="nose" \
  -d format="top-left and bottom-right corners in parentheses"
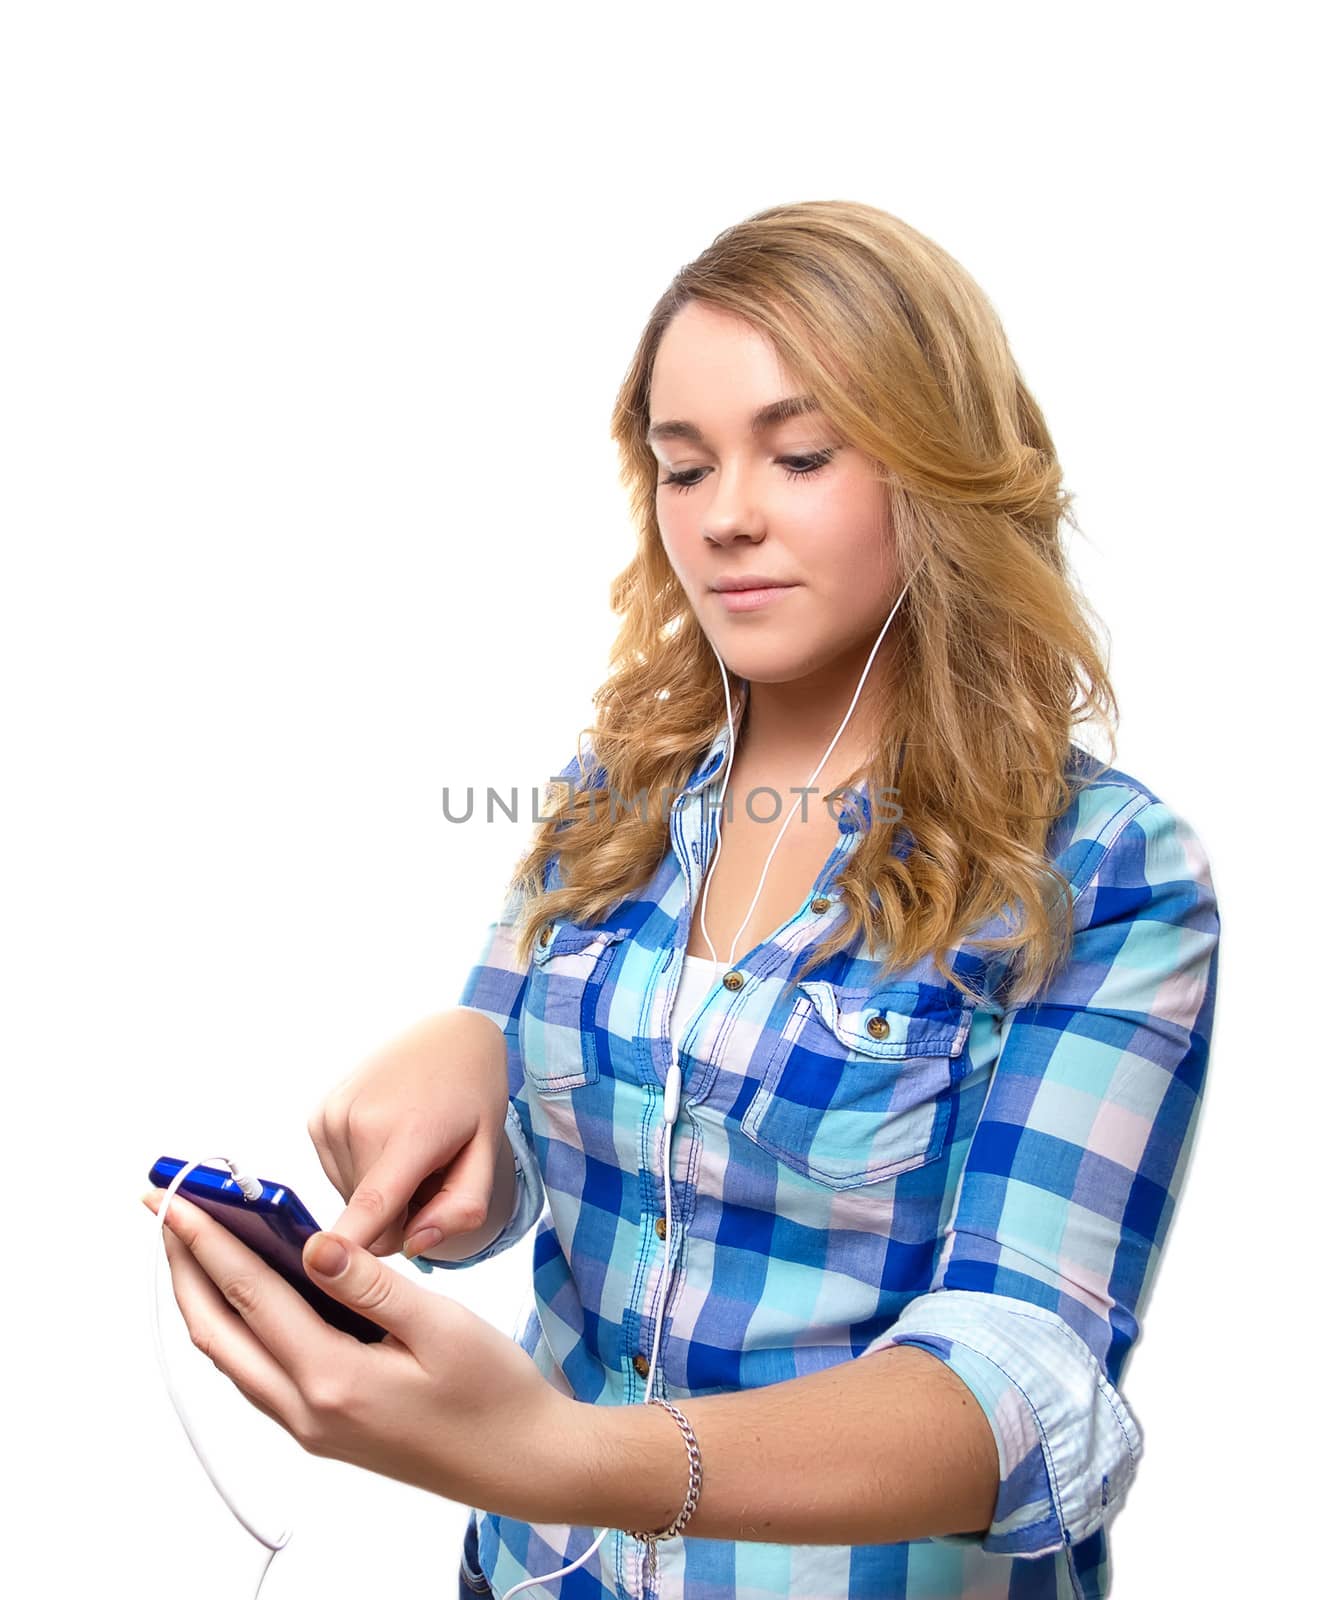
top-left (702, 520), bottom-right (763, 549)
top-left (694, 448), bottom-right (767, 547)
top-left (700, 462), bottom-right (765, 547)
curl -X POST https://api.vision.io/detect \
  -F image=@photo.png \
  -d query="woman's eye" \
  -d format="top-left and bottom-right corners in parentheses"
top-left (659, 466), bottom-right (709, 493)
top-left (657, 448), bottom-right (836, 494)
top-left (778, 449), bottom-right (835, 482)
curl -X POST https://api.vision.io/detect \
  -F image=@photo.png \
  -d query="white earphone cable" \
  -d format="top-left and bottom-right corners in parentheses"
top-left (700, 564), bottom-right (920, 969)
top-left (148, 569), bottom-right (920, 1600)
top-left (520, 563), bottom-right (922, 1596)
top-left (148, 1157), bottom-right (293, 1599)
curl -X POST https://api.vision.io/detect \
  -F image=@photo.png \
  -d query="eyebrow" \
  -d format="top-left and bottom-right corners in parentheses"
top-left (645, 394), bottom-right (821, 446)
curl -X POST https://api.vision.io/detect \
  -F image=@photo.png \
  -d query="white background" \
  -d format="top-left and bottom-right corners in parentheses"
top-left (3, 4), bottom-right (1328, 1596)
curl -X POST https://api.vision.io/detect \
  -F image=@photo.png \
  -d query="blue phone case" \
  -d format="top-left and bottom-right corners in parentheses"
top-left (147, 1156), bottom-right (388, 1344)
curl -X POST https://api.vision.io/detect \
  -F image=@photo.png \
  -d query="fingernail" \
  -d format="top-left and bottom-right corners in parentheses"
top-left (403, 1227), bottom-right (442, 1261)
top-left (306, 1234), bottom-right (348, 1276)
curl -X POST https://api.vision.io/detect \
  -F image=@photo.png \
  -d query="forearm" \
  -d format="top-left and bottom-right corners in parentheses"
top-left (547, 1345), bottom-right (998, 1547)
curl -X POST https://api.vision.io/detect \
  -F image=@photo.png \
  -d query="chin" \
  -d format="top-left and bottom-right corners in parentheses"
top-left (714, 647), bottom-right (823, 685)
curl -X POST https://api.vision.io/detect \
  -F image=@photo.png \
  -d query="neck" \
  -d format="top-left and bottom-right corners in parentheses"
top-left (732, 648), bottom-right (887, 783)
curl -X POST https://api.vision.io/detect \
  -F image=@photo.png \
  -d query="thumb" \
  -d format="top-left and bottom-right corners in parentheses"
top-left (302, 1230), bottom-right (421, 1341)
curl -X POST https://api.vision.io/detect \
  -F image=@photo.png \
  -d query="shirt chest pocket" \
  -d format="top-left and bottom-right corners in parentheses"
top-left (520, 921), bottom-right (632, 1094)
top-left (740, 980), bottom-right (973, 1189)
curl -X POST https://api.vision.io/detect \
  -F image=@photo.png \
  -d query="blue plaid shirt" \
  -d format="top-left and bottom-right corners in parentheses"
top-left (425, 702), bottom-right (1221, 1600)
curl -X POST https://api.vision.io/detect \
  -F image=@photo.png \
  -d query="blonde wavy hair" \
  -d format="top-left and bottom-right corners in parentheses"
top-left (504, 199), bottom-right (1118, 1008)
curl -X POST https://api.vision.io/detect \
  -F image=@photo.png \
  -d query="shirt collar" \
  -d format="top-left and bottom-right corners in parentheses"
top-left (680, 680), bottom-right (750, 796)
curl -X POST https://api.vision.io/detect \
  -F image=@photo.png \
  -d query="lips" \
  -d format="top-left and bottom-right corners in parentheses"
top-left (711, 582), bottom-right (798, 613)
top-left (710, 576), bottom-right (798, 593)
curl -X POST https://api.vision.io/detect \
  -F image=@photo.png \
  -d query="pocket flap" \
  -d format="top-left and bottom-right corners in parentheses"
top-left (797, 980), bottom-right (972, 1058)
top-left (532, 921), bottom-right (632, 966)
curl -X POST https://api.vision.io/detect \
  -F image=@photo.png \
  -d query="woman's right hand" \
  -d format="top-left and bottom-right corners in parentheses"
top-left (306, 1007), bottom-right (513, 1263)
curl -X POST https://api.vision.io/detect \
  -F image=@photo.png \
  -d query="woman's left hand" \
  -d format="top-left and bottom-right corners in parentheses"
top-left (142, 1186), bottom-right (580, 1521)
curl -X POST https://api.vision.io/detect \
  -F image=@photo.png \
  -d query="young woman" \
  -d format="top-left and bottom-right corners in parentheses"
top-left (153, 200), bottom-right (1220, 1600)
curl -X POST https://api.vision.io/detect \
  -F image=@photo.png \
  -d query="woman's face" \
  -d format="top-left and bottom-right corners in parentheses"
top-left (649, 300), bottom-right (899, 687)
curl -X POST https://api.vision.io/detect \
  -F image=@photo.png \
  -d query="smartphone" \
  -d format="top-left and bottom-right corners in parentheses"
top-left (147, 1156), bottom-right (388, 1344)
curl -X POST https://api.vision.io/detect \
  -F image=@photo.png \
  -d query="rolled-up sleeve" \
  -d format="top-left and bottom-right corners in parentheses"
top-left (857, 793), bottom-right (1221, 1557)
top-left (417, 881), bottom-right (546, 1270)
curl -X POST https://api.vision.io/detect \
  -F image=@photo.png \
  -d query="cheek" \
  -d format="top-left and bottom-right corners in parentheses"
top-left (786, 496), bottom-right (896, 644)
top-left (789, 482), bottom-right (891, 584)
top-left (656, 496), bottom-right (698, 575)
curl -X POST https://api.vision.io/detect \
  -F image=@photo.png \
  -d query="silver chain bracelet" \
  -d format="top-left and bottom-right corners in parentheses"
top-left (622, 1397), bottom-right (703, 1582)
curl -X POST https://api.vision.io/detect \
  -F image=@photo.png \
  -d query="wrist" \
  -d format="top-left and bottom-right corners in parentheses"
top-left (528, 1394), bottom-right (690, 1536)
top-left (476, 1391), bottom-right (595, 1525)
top-left (481, 1127), bottom-right (518, 1244)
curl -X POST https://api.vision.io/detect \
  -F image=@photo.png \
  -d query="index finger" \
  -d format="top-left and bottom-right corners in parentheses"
top-left (329, 1129), bottom-right (466, 1251)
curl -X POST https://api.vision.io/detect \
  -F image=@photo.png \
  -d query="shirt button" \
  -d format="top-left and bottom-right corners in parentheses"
top-left (722, 970), bottom-right (745, 991)
top-left (633, 1354), bottom-right (650, 1378)
top-left (867, 1015), bottom-right (890, 1039)
top-left (539, 924), bottom-right (554, 947)
top-left (655, 1216), bottom-right (666, 1240)
top-left (810, 896), bottom-right (831, 914)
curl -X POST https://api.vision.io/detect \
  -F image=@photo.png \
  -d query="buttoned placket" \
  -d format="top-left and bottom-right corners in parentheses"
top-left (619, 745), bottom-right (868, 1599)
top-left (620, 752), bottom-right (733, 1599)
top-left (618, 785), bottom-right (700, 1600)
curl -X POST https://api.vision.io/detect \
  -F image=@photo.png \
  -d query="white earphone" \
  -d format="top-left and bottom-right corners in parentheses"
top-left (531, 562), bottom-right (921, 1597)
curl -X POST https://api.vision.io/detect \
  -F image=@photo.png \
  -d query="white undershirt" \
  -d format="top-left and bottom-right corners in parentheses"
top-left (667, 953), bottom-right (730, 1054)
